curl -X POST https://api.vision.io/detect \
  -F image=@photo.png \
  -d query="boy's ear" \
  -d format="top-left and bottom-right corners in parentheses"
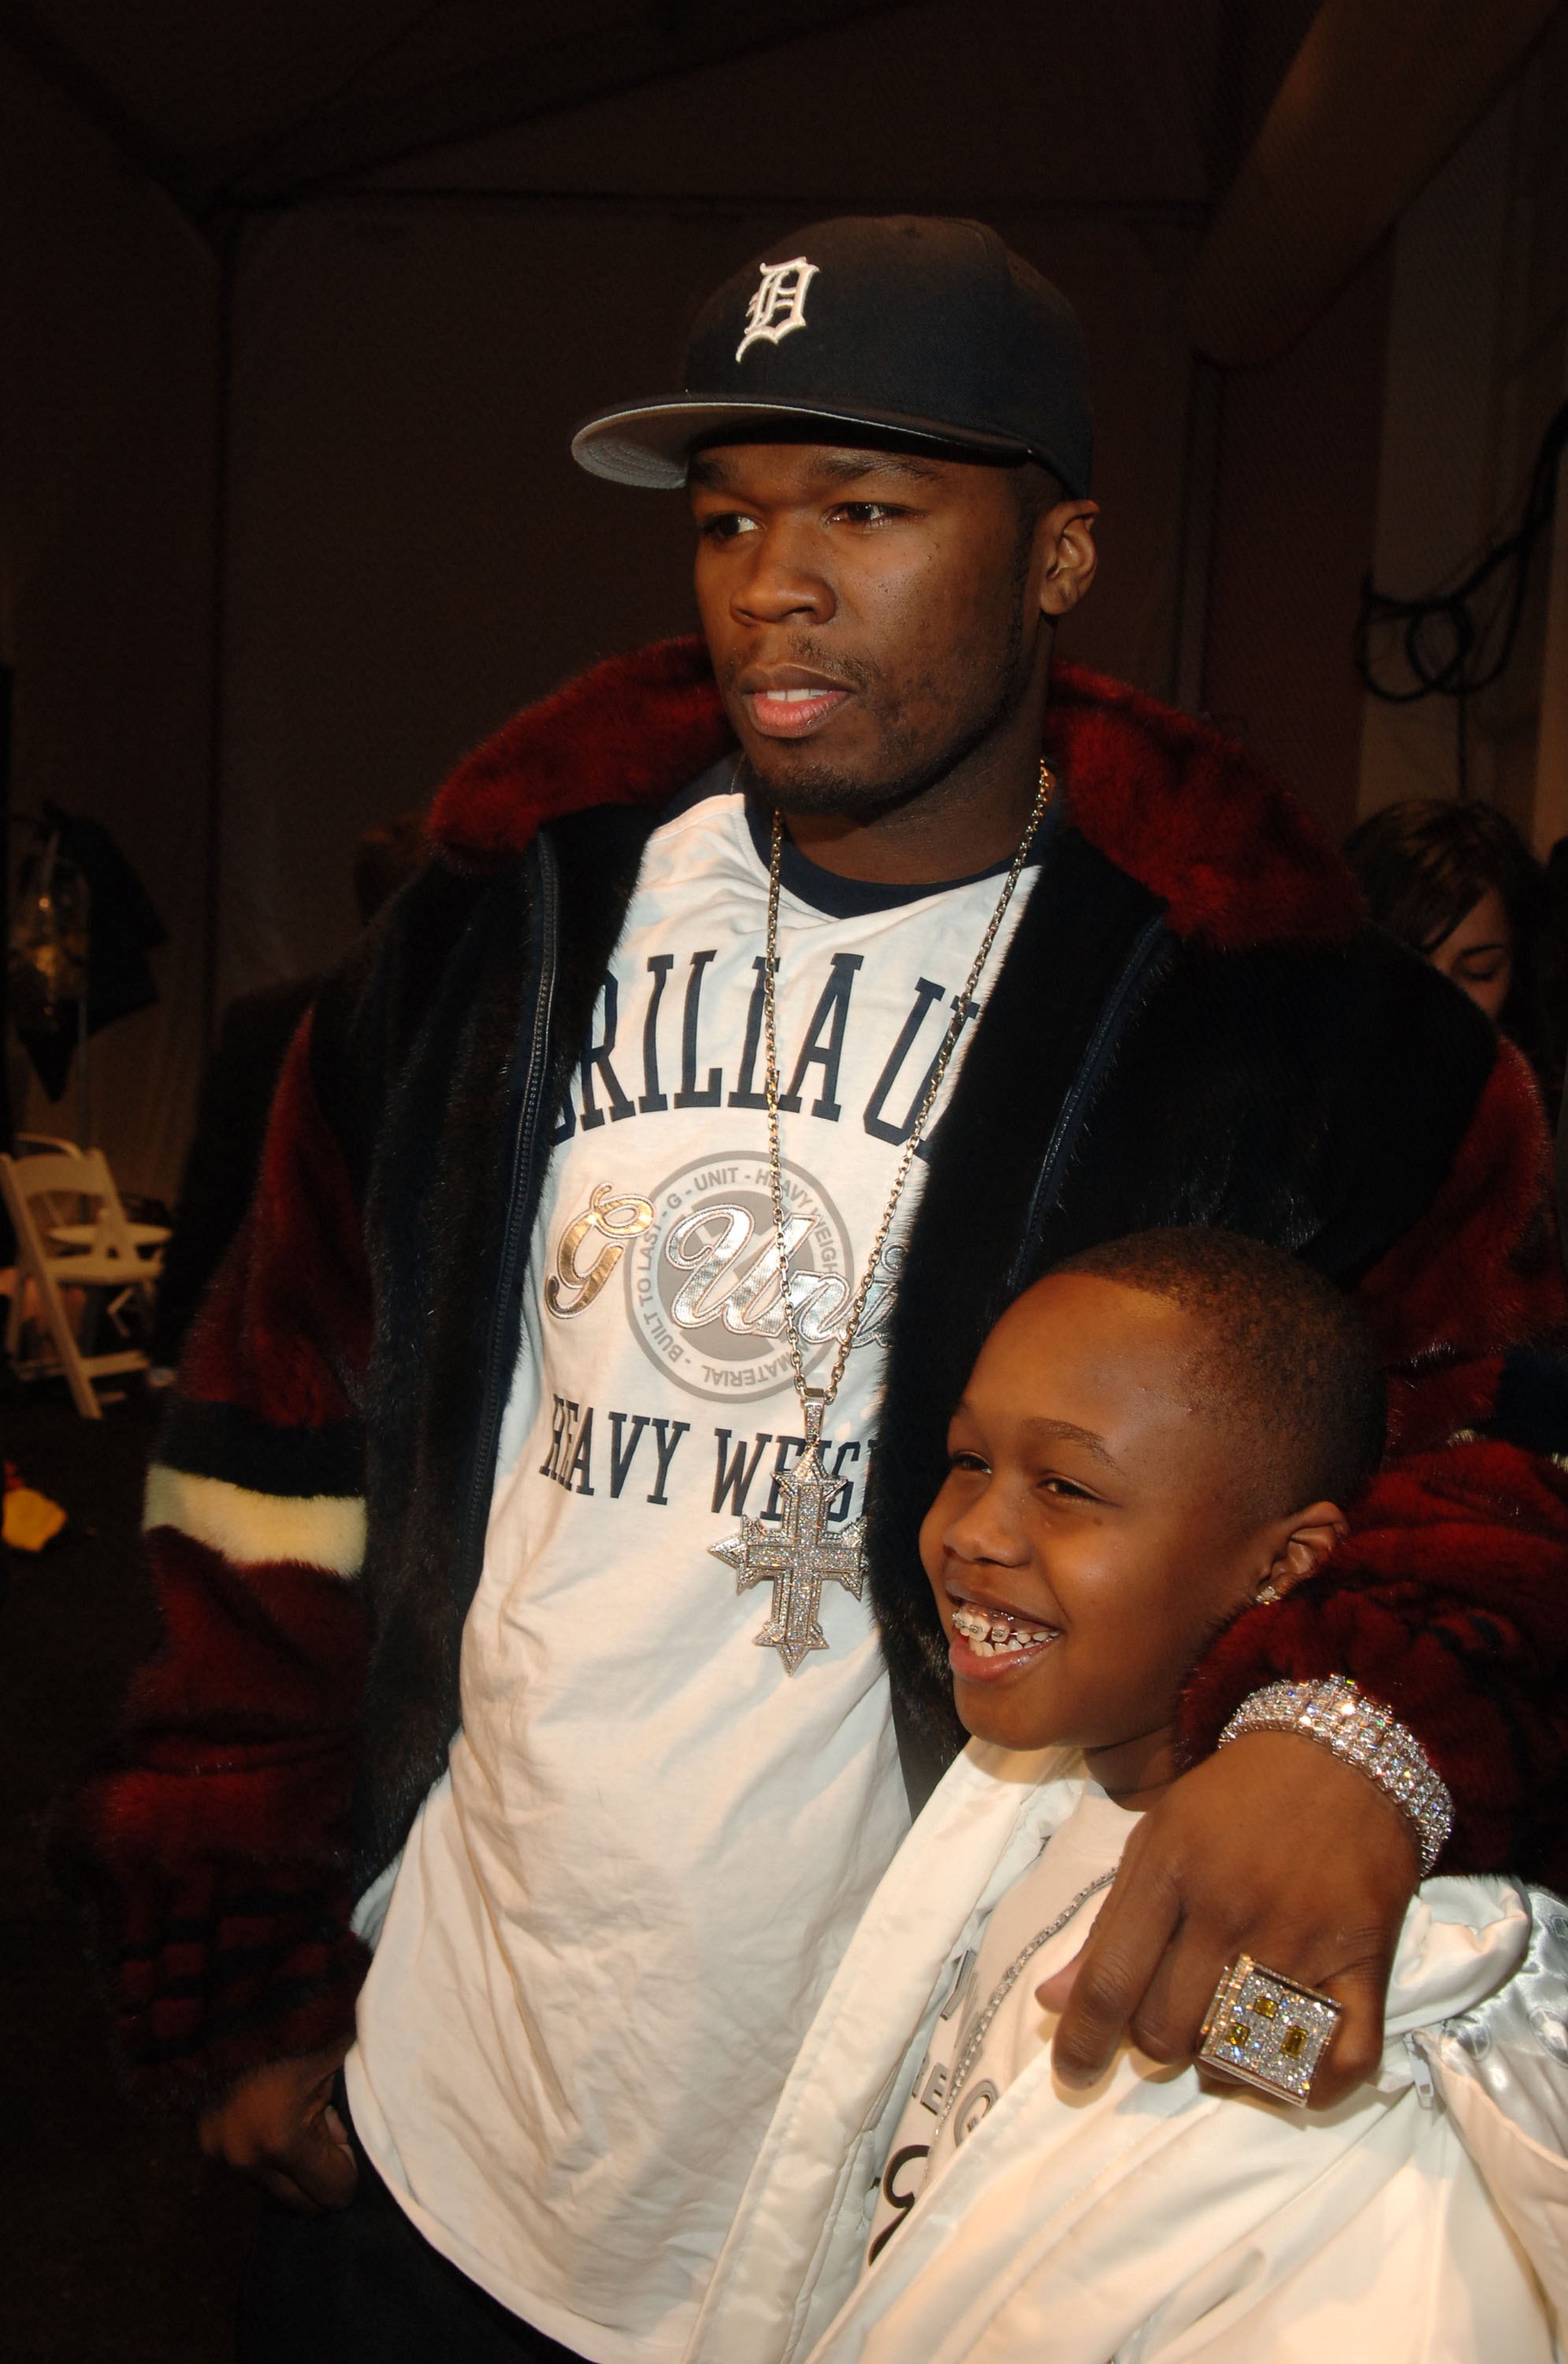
top-left (1254, 1502), bottom-right (1347, 1604)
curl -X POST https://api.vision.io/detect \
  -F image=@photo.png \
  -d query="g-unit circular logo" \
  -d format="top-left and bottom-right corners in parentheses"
top-left (626, 1150), bottom-right (853, 1402)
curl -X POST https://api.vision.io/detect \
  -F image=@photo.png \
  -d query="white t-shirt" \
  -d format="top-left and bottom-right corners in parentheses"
top-left (347, 767), bottom-right (1045, 2362)
top-left (867, 1782), bottom-right (1138, 2269)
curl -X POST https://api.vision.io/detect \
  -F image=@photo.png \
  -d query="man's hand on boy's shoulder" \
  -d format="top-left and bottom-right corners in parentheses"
top-left (1039, 1731), bottom-right (1421, 2107)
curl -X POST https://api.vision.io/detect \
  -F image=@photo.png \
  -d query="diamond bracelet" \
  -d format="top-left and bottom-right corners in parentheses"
top-left (1217, 1674), bottom-right (1453, 1877)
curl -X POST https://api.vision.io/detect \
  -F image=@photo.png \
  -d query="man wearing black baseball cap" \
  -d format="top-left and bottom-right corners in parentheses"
top-left (572, 214), bottom-right (1094, 494)
top-left (72, 219), bottom-right (1568, 2360)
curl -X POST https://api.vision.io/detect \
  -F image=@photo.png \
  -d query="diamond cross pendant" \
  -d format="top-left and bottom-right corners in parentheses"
top-left (709, 1393), bottom-right (868, 1674)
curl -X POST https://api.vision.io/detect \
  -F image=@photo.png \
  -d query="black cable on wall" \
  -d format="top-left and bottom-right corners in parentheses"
top-left (1354, 396), bottom-right (1568, 798)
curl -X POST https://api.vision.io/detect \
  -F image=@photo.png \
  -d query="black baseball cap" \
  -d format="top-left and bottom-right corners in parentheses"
top-left (571, 215), bottom-right (1093, 496)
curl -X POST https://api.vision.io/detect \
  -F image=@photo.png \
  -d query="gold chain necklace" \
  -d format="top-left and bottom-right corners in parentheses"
top-left (709, 759), bottom-right (1055, 1672)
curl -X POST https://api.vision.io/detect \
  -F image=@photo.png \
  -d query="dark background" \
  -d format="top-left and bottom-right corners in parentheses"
top-left (3, 3), bottom-right (1567, 2356)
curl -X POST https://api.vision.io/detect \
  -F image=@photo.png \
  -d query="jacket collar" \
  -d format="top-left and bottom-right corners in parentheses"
top-left (429, 635), bottom-right (1360, 950)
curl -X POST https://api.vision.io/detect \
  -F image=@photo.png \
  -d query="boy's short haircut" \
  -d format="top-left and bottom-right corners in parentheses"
top-left (1053, 1228), bottom-right (1387, 1513)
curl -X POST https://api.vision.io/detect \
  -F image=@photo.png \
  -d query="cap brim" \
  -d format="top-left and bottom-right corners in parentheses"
top-left (571, 397), bottom-right (1037, 488)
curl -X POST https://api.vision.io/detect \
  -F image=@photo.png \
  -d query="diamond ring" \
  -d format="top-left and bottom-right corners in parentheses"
top-left (1197, 1955), bottom-right (1341, 2105)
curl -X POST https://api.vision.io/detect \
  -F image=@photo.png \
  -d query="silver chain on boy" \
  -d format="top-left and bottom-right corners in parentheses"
top-left (935, 1871), bottom-right (1114, 2139)
top-left (709, 759), bottom-right (1055, 1673)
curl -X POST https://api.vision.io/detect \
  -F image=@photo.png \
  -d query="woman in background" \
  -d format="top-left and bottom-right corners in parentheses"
top-left (1345, 797), bottom-right (1562, 1115)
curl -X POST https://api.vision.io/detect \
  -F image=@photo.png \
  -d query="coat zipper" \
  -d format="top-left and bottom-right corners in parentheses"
top-left (459, 832), bottom-right (560, 1595)
top-left (1008, 913), bottom-right (1170, 1292)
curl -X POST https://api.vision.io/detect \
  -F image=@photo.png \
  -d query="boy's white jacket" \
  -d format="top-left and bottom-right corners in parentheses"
top-left (687, 1745), bottom-right (1568, 2364)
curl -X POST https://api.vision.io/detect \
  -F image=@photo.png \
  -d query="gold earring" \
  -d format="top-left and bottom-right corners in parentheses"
top-left (1256, 1579), bottom-right (1281, 1606)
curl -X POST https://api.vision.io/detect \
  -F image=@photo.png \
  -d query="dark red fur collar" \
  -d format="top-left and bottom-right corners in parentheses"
top-left (429, 636), bottom-right (1359, 948)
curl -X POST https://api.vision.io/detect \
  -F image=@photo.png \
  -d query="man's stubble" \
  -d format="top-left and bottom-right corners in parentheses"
top-left (732, 534), bottom-right (1039, 827)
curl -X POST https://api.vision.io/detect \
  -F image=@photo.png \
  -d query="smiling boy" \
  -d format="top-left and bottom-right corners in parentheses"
top-left (929, 1239), bottom-right (1367, 1786)
top-left (690, 1232), bottom-right (1567, 2364)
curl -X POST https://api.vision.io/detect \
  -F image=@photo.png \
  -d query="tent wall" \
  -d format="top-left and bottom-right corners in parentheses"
top-left (1201, 246), bottom-right (1392, 837)
top-left (0, 38), bottom-right (215, 1203)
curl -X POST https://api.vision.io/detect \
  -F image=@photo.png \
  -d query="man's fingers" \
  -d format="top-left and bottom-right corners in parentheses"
top-left (254, 2162), bottom-right (321, 2213)
top-left (216, 2124), bottom-right (358, 2213)
top-left (1301, 1959), bottom-right (1392, 2106)
top-left (1051, 1939), bottom-right (1393, 2103)
top-left (1124, 1935), bottom-right (1232, 2068)
top-left (1125, 1918), bottom-right (1397, 2087)
top-left (281, 2118), bottom-right (359, 2210)
top-left (1050, 1850), bottom-right (1181, 2089)
top-left (234, 2118), bottom-right (359, 2214)
top-left (195, 2046), bottom-right (359, 2211)
top-left (202, 2113), bottom-right (322, 2213)
top-left (1040, 1934), bottom-right (1223, 2069)
top-left (267, 2103), bottom-right (359, 2210)
top-left (1035, 1941), bottom-right (1087, 2014)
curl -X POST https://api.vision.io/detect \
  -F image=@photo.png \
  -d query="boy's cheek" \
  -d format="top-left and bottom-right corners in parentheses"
top-left (918, 1490), bottom-right (955, 1589)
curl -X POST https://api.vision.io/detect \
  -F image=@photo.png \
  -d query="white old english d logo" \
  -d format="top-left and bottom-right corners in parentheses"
top-left (735, 257), bottom-right (819, 362)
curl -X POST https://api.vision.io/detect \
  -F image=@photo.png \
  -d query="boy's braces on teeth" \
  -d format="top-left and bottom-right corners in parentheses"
top-left (952, 1604), bottom-right (1058, 1657)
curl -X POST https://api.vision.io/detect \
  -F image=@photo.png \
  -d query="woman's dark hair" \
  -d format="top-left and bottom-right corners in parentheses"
top-left (1343, 798), bottom-right (1559, 1098)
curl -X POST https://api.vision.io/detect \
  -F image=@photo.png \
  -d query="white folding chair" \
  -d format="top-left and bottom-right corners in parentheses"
top-left (1, 1149), bottom-right (167, 1418)
top-left (15, 1133), bottom-right (84, 1158)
